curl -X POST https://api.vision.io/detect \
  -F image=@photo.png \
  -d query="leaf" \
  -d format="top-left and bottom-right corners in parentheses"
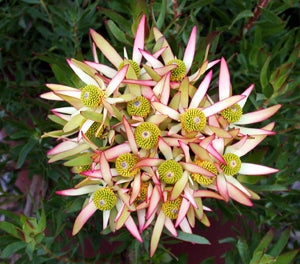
top-left (176, 230), bottom-right (210, 244)
top-left (274, 249), bottom-right (299, 264)
top-left (80, 111), bottom-right (103, 122)
top-left (199, 257), bottom-right (215, 264)
top-left (37, 206), bottom-right (46, 233)
top-left (0, 209), bottom-right (21, 226)
top-left (97, 8), bottom-right (131, 31)
top-left (48, 114), bottom-right (67, 126)
top-left (0, 241), bottom-right (27, 259)
top-left (270, 62), bottom-right (293, 94)
top-left (229, 10), bottom-right (253, 29)
top-left (17, 136), bottom-right (37, 168)
top-left (63, 153), bottom-right (92, 167)
top-left (257, 254), bottom-right (276, 264)
top-left (268, 228), bottom-right (291, 257)
top-left (41, 130), bottom-right (66, 138)
top-left (250, 229), bottom-right (274, 264)
top-left (106, 20), bottom-right (131, 45)
top-left (237, 238), bottom-right (251, 264)
top-left (21, 0), bottom-right (40, 3)
top-left (248, 185), bottom-right (288, 192)
top-left (51, 64), bottom-right (75, 86)
top-left (260, 56), bottom-right (272, 97)
top-left (0, 222), bottom-right (22, 239)
top-left (155, 0), bottom-right (167, 29)
top-left (63, 114), bottom-right (85, 133)
top-left (48, 143), bottom-right (90, 163)
top-left (260, 8), bottom-right (282, 24)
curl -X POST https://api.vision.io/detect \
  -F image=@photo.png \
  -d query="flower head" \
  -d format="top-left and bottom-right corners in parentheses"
top-left (87, 15), bottom-right (146, 81)
top-left (41, 15), bottom-right (281, 258)
top-left (217, 58), bottom-right (281, 135)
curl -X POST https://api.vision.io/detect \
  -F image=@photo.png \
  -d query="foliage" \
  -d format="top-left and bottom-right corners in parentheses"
top-left (0, 0), bottom-right (299, 263)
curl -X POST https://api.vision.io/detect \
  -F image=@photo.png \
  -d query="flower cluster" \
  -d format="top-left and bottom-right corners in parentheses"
top-left (41, 15), bottom-right (281, 256)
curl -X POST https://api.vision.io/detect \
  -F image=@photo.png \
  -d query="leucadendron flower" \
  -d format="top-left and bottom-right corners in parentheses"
top-left (130, 137), bottom-right (217, 256)
top-left (138, 26), bottom-right (220, 87)
top-left (86, 15), bottom-right (149, 99)
top-left (216, 57), bottom-right (282, 136)
top-left (151, 70), bottom-right (245, 138)
top-left (197, 122), bottom-right (279, 205)
top-left (41, 14), bottom-right (281, 258)
top-left (41, 60), bottom-right (130, 143)
top-left (56, 149), bottom-right (143, 242)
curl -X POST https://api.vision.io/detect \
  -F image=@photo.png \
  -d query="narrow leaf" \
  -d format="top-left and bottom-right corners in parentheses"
top-left (1, 241), bottom-right (26, 259)
top-left (269, 227), bottom-right (291, 257)
top-left (17, 137), bottom-right (37, 169)
top-left (274, 249), bottom-right (299, 264)
top-left (176, 230), bottom-right (210, 244)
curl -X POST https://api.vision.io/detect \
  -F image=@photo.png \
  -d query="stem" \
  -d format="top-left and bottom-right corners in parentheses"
top-left (38, 243), bottom-right (77, 263)
top-left (244, 0), bottom-right (270, 34)
top-left (40, 0), bottom-right (55, 32)
top-left (231, 0), bottom-right (270, 43)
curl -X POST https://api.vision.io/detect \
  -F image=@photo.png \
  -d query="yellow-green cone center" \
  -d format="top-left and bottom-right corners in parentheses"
top-left (134, 181), bottom-right (149, 205)
top-left (221, 153), bottom-right (242, 176)
top-left (192, 160), bottom-right (217, 186)
top-left (158, 160), bottom-right (183, 184)
top-left (180, 108), bottom-right (207, 132)
top-left (115, 153), bottom-right (140, 177)
top-left (162, 197), bottom-right (182, 219)
top-left (85, 122), bottom-right (105, 140)
top-left (221, 103), bottom-right (243, 123)
top-left (127, 96), bottom-right (151, 117)
top-left (92, 187), bottom-right (117, 211)
top-left (119, 59), bottom-right (140, 77)
top-left (76, 164), bottom-right (91, 173)
top-left (134, 122), bottom-right (160, 150)
top-left (81, 85), bottom-right (105, 108)
top-left (167, 59), bottom-right (186, 82)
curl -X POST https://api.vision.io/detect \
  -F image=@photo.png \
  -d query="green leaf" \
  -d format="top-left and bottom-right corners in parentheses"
top-left (219, 237), bottom-right (237, 244)
top-left (48, 143), bottom-right (91, 163)
top-left (260, 8), bottom-right (282, 24)
top-left (25, 241), bottom-right (35, 261)
top-left (41, 130), bottom-right (66, 138)
top-left (142, 64), bottom-right (161, 82)
top-left (200, 257), bottom-right (215, 264)
top-left (156, 0), bottom-right (167, 29)
top-left (229, 10), bottom-right (253, 29)
top-left (176, 231), bottom-right (210, 244)
top-left (21, 0), bottom-right (40, 3)
top-left (51, 64), bottom-right (74, 86)
top-left (237, 238), bottom-right (251, 264)
top-left (80, 111), bottom-right (103, 122)
top-left (0, 241), bottom-right (27, 259)
top-left (37, 206), bottom-right (46, 233)
top-left (63, 114), bottom-right (85, 133)
top-left (250, 229), bottom-right (274, 264)
top-left (258, 254), bottom-right (276, 264)
top-left (98, 8), bottom-right (131, 31)
top-left (260, 56), bottom-right (272, 97)
top-left (0, 209), bottom-right (21, 226)
top-left (48, 114), bottom-right (67, 126)
top-left (63, 153), bottom-right (92, 167)
top-left (106, 20), bottom-right (131, 46)
top-left (248, 185), bottom-right (288, 192)
top-left (10, 130), bottom-right (30, 140)
top-left (17, 136), bottom-right (37, 168)
top-left (270, 62), bottom-right (293, 94)
top-left (0, 221), bottom-right (22, 239)
top-left (268, 228), bottom-right (291, 257)
top-left (274, 249), bottom-right (299, 264)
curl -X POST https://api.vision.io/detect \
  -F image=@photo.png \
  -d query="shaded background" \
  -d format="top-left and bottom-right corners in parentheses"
top-left (0, 0), bottom-right (299, 263)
